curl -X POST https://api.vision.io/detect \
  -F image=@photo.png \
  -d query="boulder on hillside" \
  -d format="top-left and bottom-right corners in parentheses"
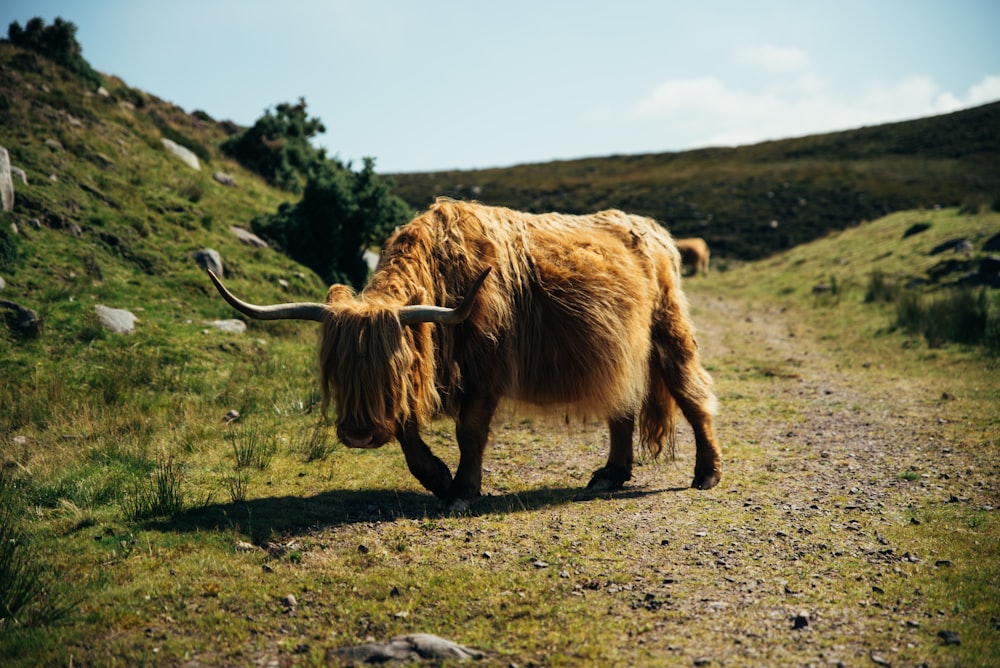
top-left (192, 248), bottom-right (223, 276)
top-left (230, 226), bottom-right (268, 248)
top-left (207, 319), bottom-right (246, 334)
top-left (10, 166), bottom-right (27, 186)
top-left (930, 237), bottom-right (972, 255)
top-left (213, 171), bottom-right (236, 187)
top-left (1, 300), bottom-right (42, 338)
top-left (0, 146), bottom-right (14, 212)
top-left (161, 138), bottom-right (200, 171)
top-left (94, 304), bottom-right (137, 334)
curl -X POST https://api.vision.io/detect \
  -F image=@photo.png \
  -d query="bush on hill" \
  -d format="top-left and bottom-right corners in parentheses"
top-left (5, 17), bottom-right (101, 87)
top-left (221, 98), bottom-right (326, 193)
top-left (252, 156), bottom-right (412, 289)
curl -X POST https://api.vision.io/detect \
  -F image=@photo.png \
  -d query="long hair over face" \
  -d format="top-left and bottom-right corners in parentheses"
top-left (318, 297), bottom-right (440, 442)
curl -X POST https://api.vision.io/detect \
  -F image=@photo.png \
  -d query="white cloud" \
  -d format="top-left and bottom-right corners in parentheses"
top-left (968, 75), bottom-right (1000, 106)
top-left (630, 62), bottom-right (1000, 151)
top-left (736, 45), bottom-right (811, 72)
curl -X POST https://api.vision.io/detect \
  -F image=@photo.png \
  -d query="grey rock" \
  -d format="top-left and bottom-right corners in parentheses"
top-left (192, 248), bottom-right (223, 276)
top-left (95, 304), bottom-right (137, 334)
top-left (0, 275), bottom-right (5, 290)
top-left (212, 171), bottom-right (235, 187)
top-left (207, 319), bottom-right (246, 334)
top-left (326, 634), bottom-right (484, 663)
top-left (0, 146), bottom-right (13, 212)
top-left (0, 300), bottom-right (42, 338)
top-left (161, 138), bottom-right (200, 171)
top-left (930, 237), bottom-right (971, 255)
top-left (10, 166), bottom-right (27, 186)
top-left (230, 226), bottom-right (268, 248)
top-left (44, 138), bottom-right (64, 151)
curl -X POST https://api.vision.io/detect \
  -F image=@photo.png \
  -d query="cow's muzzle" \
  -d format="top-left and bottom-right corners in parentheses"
top-left (338, 425), bottom-right (393, 450)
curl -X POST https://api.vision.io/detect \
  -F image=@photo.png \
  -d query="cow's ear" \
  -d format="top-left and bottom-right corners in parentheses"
top-left (325, 284), bottom-right (355, 305)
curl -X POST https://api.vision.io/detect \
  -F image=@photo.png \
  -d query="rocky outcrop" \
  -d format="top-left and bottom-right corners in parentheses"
top-left (0, 145), bottom-right (14, 212)
top-left (94, 304), bottom-right (137, 334)
top-left (192, 248), bottom-right (223, 276)
top-left (161, 138), bottom-right (200, 171)
top-left (0, 300), bottom-right (42, 338)
top-left (230, 226), bottom-right (268, 248)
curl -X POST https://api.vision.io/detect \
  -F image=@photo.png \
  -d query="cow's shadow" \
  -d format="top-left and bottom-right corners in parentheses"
top-left (147, 484), bottom-right (686, 544)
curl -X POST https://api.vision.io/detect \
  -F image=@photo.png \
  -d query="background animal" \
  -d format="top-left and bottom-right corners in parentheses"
top-left (676, 237), bottom-right (711, 276)
top-left (209, 199), bottom-right (721, 508)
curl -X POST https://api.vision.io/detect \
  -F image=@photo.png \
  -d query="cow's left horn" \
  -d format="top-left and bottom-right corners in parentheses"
top-left (398, 268), bottom-right (491, 326)
top-left (207, 270), bottom-right (327, 322)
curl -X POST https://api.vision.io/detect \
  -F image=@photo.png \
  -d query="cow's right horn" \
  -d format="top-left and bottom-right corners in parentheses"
top-left (398, 268), bottom-right (491, 325)
top-left (207, 270), bottom-right (327, 322)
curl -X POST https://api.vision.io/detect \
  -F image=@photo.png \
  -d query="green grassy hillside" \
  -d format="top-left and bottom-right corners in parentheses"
top-left (387, 102), bottom-right (1000, 260)
top-left (0, 40), bottom-right (331, 431)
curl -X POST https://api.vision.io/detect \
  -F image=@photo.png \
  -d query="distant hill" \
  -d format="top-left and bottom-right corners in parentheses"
top-left (386, 102), bottom-right (1000, 260)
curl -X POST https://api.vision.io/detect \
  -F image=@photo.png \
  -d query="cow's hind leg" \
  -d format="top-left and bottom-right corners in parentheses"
top-left (397, 420), bottom-right (453, 498)
top-left (652, 314), bottom-right (722, 490)
top-left (587, 415), bottom-right (634, 491)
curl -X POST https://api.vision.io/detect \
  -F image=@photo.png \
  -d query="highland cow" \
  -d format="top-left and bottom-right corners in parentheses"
top-left (676, 237), bottom-right (711, 276)
top-left (209, 199), bottom-right (720, 508)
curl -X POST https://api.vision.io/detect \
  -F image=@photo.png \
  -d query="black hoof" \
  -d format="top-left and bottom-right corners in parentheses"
top-left (691, 468), bottom-right (721, 490)
top-left (587, 464), bottom-right (632, 491)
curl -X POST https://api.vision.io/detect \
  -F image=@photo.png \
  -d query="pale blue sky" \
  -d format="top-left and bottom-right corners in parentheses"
top-left (3, 1), bottom-right (998, 173)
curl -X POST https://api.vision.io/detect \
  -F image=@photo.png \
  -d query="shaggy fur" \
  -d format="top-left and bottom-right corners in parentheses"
top-left (313, 199), bottom-right (721, 503)
top-left (676, 237), bottom-right (711, 276)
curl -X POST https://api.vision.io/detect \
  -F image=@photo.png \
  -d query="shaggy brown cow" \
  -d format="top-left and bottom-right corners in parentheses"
top-left (208, 199), bottom-right (721, 508)
top-left (676, 237), bottom-right (711, 276)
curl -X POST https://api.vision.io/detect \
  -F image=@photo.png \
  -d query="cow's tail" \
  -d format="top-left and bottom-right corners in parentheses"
top-left (639, 368), bottom-right (677, 460)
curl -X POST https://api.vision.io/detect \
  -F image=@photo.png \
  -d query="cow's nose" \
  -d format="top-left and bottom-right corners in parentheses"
top-left (343, 433), bottom-right (375, 448)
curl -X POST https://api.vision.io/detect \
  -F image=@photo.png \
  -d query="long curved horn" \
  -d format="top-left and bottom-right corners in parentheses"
top-left (207, 270), bottom-right (327, 322)
top-left (398, 268), bottom-right (491, 326)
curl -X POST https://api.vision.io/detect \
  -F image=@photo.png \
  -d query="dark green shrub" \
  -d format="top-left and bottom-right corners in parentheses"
top-left (6, 17), bottom-right (102, 87)
top-left (221, 98), bottom-right (325, 193)
top-left (252, 157), bottom-right (412, 288)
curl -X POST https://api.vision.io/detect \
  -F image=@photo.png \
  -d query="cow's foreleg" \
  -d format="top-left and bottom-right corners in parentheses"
top-left (587, 415), bottom-right (634, 491)
top-left (396, 420), bottom-right (453, 498)
top-left (448, 391), bottom-right (500, 509)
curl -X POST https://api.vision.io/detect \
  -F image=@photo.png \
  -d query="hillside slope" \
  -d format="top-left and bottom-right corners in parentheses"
top-left (387, 102), bottom-right (1000, 260)
top-left (0, 41), bottom-right (326, 344)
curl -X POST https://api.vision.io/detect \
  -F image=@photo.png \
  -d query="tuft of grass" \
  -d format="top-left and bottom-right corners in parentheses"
top-left (225, 421), bottom-right (278, 471)
top-left (223, 472), bottom-right (250, 504)
top-left (297, 422), bottom-right (336, 462)
top-left (119, 457), bottom-right (185, 522)
top-left (0, 471), bottom-right (75, 628)
top-left (895, 287), bottom-right (998, 351)
top-left (864, 269), bottom-right (900, 303)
